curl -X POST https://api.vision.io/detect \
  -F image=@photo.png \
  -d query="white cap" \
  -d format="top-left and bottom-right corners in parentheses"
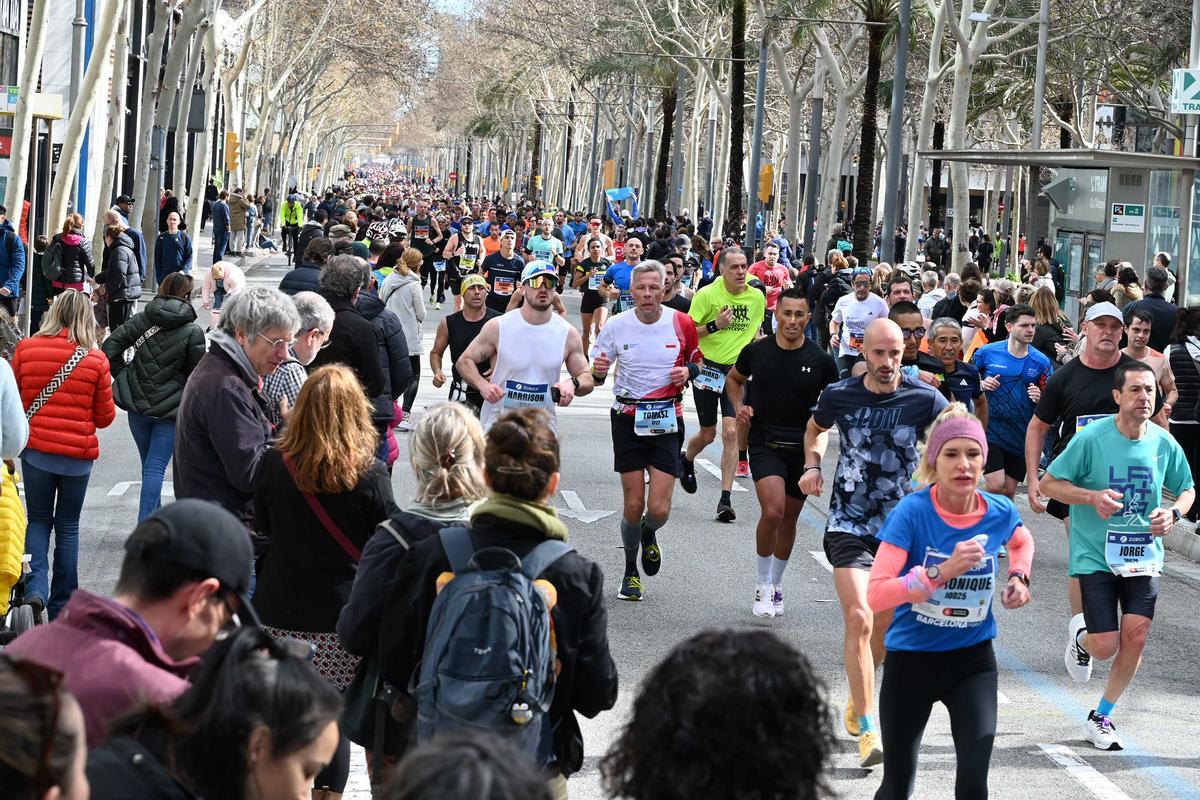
top-left (1084, 301), bottom-right (1124, 324)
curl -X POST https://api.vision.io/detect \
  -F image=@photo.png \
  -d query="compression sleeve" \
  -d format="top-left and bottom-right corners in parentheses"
top-left (1006, 525), bottom-right (1034, 577)
top-left (867, 542), bottom-right (936, 612)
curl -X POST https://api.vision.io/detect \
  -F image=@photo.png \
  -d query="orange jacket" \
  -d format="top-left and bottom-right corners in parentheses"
top-left (12, 332), bottom-right (116, 461)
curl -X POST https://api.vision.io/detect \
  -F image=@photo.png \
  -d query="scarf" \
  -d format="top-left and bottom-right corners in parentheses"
top-left (471, 493), bottom-right (569, 542)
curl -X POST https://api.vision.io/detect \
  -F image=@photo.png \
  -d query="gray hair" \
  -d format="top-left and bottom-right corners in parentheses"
top-left (631, 260), bottom-right (666, 286)
top-left (218, 287), bottom-right (300, 338)
top-left (921, 269), bottom-right (939, 289)
top-left (944, 272), bottom-right (962, 289)
top-left (929, 317), bottom-right (962, 342)
top-left (320, 254), bottom-right (370, 299)
top-left (1146, 266), bottom-right (1170, 293)
top-left (293, 290), bottom-right (334, 333)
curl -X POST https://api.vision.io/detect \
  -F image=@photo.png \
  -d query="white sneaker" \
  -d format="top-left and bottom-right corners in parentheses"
top-left (753, 584), bottom-right (775, 617)
top-left (771, 586), bottom-right (785, 616)
top-left (1064, 613), bottom-right (1092, 683)
top-left (1083, 711), bottom-right (1124, 751)
top-left (397, 418), bottom-right (414, 432)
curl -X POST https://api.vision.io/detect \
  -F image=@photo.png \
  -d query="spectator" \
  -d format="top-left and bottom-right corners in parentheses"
top-left (382, 732), bottom-right (553, 800)
top-left (1124, 266), bottom-right (1177, 352)
top-left (86, 627), bottom-right (341, 798)
top-left (11, 290), bottom-right (115, 619)
top-left (153, 210), bottom-right (192, 287)
top-left (47, 212), bottom-right (94, 297)
top-left (916, 270), bottom-right (944, 320)
top-left (174, 287), bottom-right (300, 531)
top-left (0, 203), bottom-right (27, 316)
top-left (5, 499), bottom-right (255, 748)
top-left (380, 248), bottom-right (426, 430)
top-left (99, 224), bottom-right (142, 329)
top-left (296, 209), bottom-right (328, 266)
top-left (227, 189), bottom-right (252, 256)
top-left (102, 272), bottom-right (206, 522)
top-left (1031, 285), bottom-right (1071, 364)
top-left (157, 190), bottom-right (183, 233)
top-left (1112, 265), bottom-right (1143, 310)
top-left (201, 260), bottom-right (245, 329)
top-left (210, 190), bottom-right (231, 264)
top-left (0, 353), bottom-right (27, 457)
top-left (310, 255), bottom-right (386, 409)
top-left (932, 277), bottom-right (980, 324)
top-left (1154, 250), bottom-right (1177, 303)
top-left (379, 408), bottom-right (618, 796)
top-left (278, 237), bottom-right (332, 295)
top-left (101, 210), bottom-right (147, 286)
top-left (356, 275), bottom-right (413, 463)
top-left (601, 629), bottom-right (832, 800)
top-left (261, 290), bottom-right (333, 428)
top-left (0, 654), bottom-right (89, 799)
top-left (1166, 306), bottom-right (1200, 522)
top-left (1095, 259), bottom-right (1119, 292)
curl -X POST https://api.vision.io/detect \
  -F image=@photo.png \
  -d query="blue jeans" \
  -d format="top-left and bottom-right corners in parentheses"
top-left (212, 229), bottom-right (229, 263)
top-left (21, 458), bottom-right (91, 618)
top-left (128, 411), bottom-right (176, 523)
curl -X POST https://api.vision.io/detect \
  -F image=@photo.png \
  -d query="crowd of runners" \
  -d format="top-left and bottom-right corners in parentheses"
top-left (0, 163), bottom-right (1195, 799)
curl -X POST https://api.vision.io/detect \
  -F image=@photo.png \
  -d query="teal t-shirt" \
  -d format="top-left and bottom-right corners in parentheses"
top-left (527, 234), bottom-right (563, 265)
top-left (1046, 415), bottom-right (1193, 577)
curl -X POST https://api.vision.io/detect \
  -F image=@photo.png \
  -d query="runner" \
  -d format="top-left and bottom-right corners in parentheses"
top-left (799, 318), bottom-right (948, 768)
top-left (410, 200), bottom-right (445, 308)
top-left (661, 254), bottom-right (691, 312)
top-left (726, 288), bottom-right (837, 617)
top-left (868, 405), bottom-right (1033, 797)
top-left (430, 274), bottom-right (501, 415)
top-left (748, 242), bottom-right (792, 333)
top-left (481, 220), bottom-right (504, 257)
top-left (589, 261), bottom-right (702, 602)
top-left (574, 214), bottom-right (616, 261)
top-left (679, 246), bottom-right (766, 523)
top-left (526, 216), bottom-right (566, 272)
top-left (457, 260), bottom-right (593, 432)
top-left (1041, 361), bottom-right (1193, 750)
top-left (830, 266), bottom-right (889, 378)
top-left (972, 304), bottom-right (1053, 500)
top-left (889, 301), bottom-right (945, 383)
top-left (572, 236), bottom-right (613, 355)
top-left (481, 229), bottom-right (526, 315)
top-left (1123, 308), bottom-right (1178, 427)
top-left (602, 237), bottom-right (643, 315)
top-left (442, 216), bottom-right (483, 312)
top-left (928, 317), bottom-right (988, 419)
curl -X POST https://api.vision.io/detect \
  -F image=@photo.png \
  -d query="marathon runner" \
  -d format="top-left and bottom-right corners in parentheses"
top-left (748, 242), bottom-right (792, 333)
top-left (457, 261), bottom-right (593, 433)
top-left (679, 246), bottom-right (766, 523)
top-left (972, 304), bottom-right (1053, 500)
top-left (830, 266), bottom-right (889, 377)
top-left (661, 254), bottom-right (691, 312)
top-left (429, 274), bottom-right (501, 415)
top-left (1041, 361), bottom-right (1193, 750)
top-left (590, 261), bottom-right (702, 602)
top-left (603, 237), bottom-right (643, 315)
top-left (800, 318), bottom-right (948, 768)
top-left (868, 405), bottom-right (1033, 797)
top-left (410, 200), bottom-right (445, 308)
top-left (888, 301), bottom-right (944, 382)
top-left (481, 220), bottom-right (504, 257)
top-left (726, 288), bottom-right (837, 617)
top-left (481, 229), bottom-right (526, 315)
top-left (572, 236), bottom-right (613, 355)
top-left (928, 317), bottom-right (988, 418)
top-left (442, 216), bottom-right (484, 312)
top-left (1123, 308), bottom-right (1177, 427)
top-left (573, 214), bottom-right (616, 261)
top-left (526, 216), bottom-right (566, 272)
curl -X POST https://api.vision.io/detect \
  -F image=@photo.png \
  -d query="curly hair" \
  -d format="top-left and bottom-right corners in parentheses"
top-left (601, 629), bottom-right (833, 800)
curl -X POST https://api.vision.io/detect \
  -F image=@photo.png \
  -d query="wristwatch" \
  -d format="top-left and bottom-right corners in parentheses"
top-left (1009, 570), bottom-right (1030, 587)
top-left (925, 564), bottom-right (942, 585)
top-left (571, 375), bottom-right (581, 391)
top-left (1172, 507), bottom-right (1182, 523)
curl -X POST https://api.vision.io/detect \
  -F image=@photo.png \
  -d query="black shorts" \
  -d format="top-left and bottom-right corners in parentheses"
top-left (580, 290), bottom-right (605, 314)
top-left (838, 354), bottom-right (862, 378)
top-left (691, 363), bottom-right (735, 428)
top-left (984, 446), bottom-right (1026, 482)
top-left (748, 442), bottom-right (809, 500)
top-left (1079, 572), bottom-right (1160, 633)
top-left (610, 409), bottom-right (685, 475)
top-left (447, 271), bottom-right (464, 296)
top-left (823, 530), bottom-right (882, 571)
top-left (1048, 498), bottom-right (1069, 521)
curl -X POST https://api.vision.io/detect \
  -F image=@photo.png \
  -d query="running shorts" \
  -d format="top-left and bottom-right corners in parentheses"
top-left (691, 362), bottom-right (735, 428)
top-left (581, 290), bottom-right (606, 314)
top-left (748, 442), bottom-right (809, 501)
top-left (610, 409), bottom-right (685, 475)
top-left (823, 530), bottom-right (882, 571)
top-left (1079, 572), bottom-right (1160, 633)
top-left (984, 446), bottom-right (1026, 482)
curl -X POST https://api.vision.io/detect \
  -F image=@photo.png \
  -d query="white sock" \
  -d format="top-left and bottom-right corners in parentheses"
top-left (756, 555), bottom-right (773, 585)
top-left (770, 557), bottom-right (788, 587)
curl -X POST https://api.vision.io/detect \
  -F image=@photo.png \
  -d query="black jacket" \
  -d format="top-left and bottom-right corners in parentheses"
top-left (102, 296), bottom-right (206, 419)
top-left (308, 292), bottom-right (386, 400)
top-left (931, 293), bottom-right (969, 323)
top-left (51, 230), bottom-right (95, 285)
top-left (295, 221), bottom-right (325, 264)
top-left (102, 232), bottom-right (142, 301)
top-left (1124, 293), bottom-right (1178, 353)
top-left (277, 262), bottom-right (322, 295)
top-left (356, 291), bottom-right (412, 401)
top-left (87, 732), bottom-right (200, 800)
top-left (253, 448), bottom-right (396, 631)
top-left (378, 513), bottom-right (619, 776)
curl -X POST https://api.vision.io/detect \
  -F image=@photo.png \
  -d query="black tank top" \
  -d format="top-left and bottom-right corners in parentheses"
top-left (447, 308), bottom-right (499, 382)
top-left (456, 231), bottom-right (482, 275)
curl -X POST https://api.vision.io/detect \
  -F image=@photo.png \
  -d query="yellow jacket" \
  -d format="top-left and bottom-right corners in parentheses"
top-left (0, 467), bottom-right (26, 615)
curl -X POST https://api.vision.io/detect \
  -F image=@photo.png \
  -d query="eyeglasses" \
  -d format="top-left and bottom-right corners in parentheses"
top-left (3, 656), bottom-right (64, 797)
top-left (852, 280), bottom-right (871, 288)
top-left (526, 275), bottom-right (559, 289)
top-left (257, 332), bottom-right (295, 351)
top-left (900, 327), bottom-right (927, 340)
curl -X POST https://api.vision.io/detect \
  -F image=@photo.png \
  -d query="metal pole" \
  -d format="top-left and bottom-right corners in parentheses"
top-left (1003, 164), bottom-right (1014, 268)
top-left (69, 0), bottom-right (88, 212)
top-left (1188, 0), bottom-right (1200, 157)
top-left (745, 32), bottom-right (769, 250)
top-left (671, 68), bottom-right (686, 216)
top-left (802, 61), bottom-right (825, 258)
top-left (1179, 168), bottom-right (1195, 304)
top-left (587, 101), bottom-right (601, 211)
top-left (704, 98), bottom-right (718, 216)
top-left (1026, 0), bottom-right (1050, 249)
top-left (881, 0), bottom-right (910, 264)
top-left (642, 100), bottom-right (655, 212)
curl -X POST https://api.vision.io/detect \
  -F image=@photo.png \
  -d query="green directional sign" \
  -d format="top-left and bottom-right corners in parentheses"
top-left (1172, 69), bottom-right (1200, 114)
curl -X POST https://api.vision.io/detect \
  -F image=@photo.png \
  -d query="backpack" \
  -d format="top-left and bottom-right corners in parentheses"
top-left (41, 238), bottom-right (64, 281)
top-left (413, 526), bottom-right (572, 766)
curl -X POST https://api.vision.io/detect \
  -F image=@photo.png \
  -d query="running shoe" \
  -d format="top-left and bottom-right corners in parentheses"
top-left (640, 524), bottom-right (661, 576)
top-left (398, 418), bottom-right (414, 432)
top-left (998, 544), bottom-right (1008, 559)
top-left (844, 701), bottom-right (860, 737)
top-left (679, 453), bottom-right (697, 494)
top-left (736, 459), bottom-right (751, 478)
top-left (753, 584), bottom-right (775, 617)
top-left (858, 730), bottom-right (884, 768)
top-left (771, 586), bottom-right (784, 616)
top-left (433, 302), bottom-right (442, 310)
top-left (1083, 711), bottom-right (1124, 751)
top-left (716, 499), bottom-right (736, 523)
top-left (617, 574), bottom-right (643, 602)
top-left (1064, 612), bottom-right (1092, 683)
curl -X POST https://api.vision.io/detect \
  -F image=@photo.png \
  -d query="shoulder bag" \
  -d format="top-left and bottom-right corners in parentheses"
top-left (25, 347), bottom-right (89, 421)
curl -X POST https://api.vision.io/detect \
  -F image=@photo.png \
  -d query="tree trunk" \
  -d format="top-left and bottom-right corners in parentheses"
top-left (172, 22), bottom-right (207, 196)
top-left (4, 0), bottom-right (52, 218)
top-left (815, 90), bottom-right (853, 254)
top-left (185, 25), bottom-right (220, 236)
top-left (851, 27), bottom-right (884, 262)
top-left (94, 8), bottom-right (131, 249)
top-left (946, 57), bottom-right (972, 271)
top-left (129, 0), bottom-right (170, 212)
top-left (726, 0), bottom-right (747, 236)
top-left (653, 86), bottom-right (675, 220)
top-left (530, 120), bottom-right (543, 202)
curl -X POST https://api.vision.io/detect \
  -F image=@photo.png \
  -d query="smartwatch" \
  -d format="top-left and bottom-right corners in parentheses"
top-left (571, 375), bottom-right (581, 391)
top-left (1008, 570), bottom-right (1030, 587)
top-left (925, 564), bottom-right (942, 585)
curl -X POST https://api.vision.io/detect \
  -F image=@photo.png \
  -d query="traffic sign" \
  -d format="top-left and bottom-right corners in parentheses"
top-left (1110, 202), bottom-right (1145, 233)
top-left (1171, 69), bottom-right (1200, 114)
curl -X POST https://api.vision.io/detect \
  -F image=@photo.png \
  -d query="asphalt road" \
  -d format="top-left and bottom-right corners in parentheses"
top-left (69, 242), bottom-right (1200, 799)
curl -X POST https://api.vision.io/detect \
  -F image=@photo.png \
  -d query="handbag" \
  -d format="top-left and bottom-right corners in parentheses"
top-left (25, 347), bottom-right (89, 420)
top-left (280, 452), bottom-right (361, 561)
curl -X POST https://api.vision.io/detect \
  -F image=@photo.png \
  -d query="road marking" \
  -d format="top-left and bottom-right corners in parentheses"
top-left (809, 550), bottom-right (833, 572)
top-left (108, 481), bottom-right (174, 497)
top-left (1037, 744), bottom-right (1132, 800)
top-left (559, 490), bottom-right (615, 524)
top-left (695, 458), bottom-right (748, 491)
top-left (997, 690), bottom-right (1011, 705)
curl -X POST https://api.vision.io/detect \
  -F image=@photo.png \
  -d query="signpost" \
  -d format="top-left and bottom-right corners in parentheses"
top-left (1171, 69), bottom-right (1200, 114)
top-left (1110, 202), bottom-right (1146, 233)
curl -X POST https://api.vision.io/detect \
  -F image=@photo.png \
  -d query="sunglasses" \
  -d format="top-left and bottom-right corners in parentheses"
top-left (4, 657), bottom-right (64, 797)
top-left (900, 327), bottom-right (928, 340)
top-left (526, 275), bottom-right (559, 289)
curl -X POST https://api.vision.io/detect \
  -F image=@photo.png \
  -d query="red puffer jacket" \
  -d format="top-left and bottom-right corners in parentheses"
top-left (12, 332), bottom-right (116, 460)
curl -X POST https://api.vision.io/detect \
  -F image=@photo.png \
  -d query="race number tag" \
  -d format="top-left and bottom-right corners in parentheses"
top-left (1105, 530), bottom-right (1158, 577)
top-left (459, 254), bottom-right (477, 271)
top-left (694, 364), bottom-right (727, 393)
top-left (1076, 413), bottom-right (1108, 433)
top-left (848, 328), bottom-right (865, 352)
top-left (634, 401), bottom-right (678, 436)
top-left (494, 277), bottom-right (515, 295)
top-left (503, 380), bottom-right (548, 411)
top-left (415, 225), bottom-right (430, 239)
top-left (912, 549), bottom-right (995, 627)
top-left (449, 378), bottom-right (469, 403)
top-left (588, 271), bottom-right (604, 290)
top-left (616, 290), bottom-right (633, 311)
top-left (434, 260), bottom-right (447, 272)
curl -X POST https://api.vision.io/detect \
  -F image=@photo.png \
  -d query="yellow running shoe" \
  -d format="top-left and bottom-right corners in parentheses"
top-left (844, 700), bottom-right (860, 737)
top-left (859, 730), bottom-right (884, 768)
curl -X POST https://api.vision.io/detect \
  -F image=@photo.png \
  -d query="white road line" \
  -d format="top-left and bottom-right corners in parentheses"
top-left (997, 690), bottom-right (1011, 705)
top-left (1037, 744), bottom-right (1132, 800)
top-left (809, 550), bottom-right (833, 572)
top-left (107, 481), bottom-right (174, 497)
top-left (695, 458), bottom-right (748, 491)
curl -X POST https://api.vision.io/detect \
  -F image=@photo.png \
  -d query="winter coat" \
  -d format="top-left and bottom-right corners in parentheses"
top-left (277, 263), bottom-right (321, 296)
top-left (51, 230), bottom-right (95, 286)
top-left (1112, 283), bottom-right (1143, 310)
top-left (210, 200), bottom-right (230, 233)
top-left (102, 296), bottom-right (206, 419)
top-left (295, 221), bottom-right (324, 264)
top-left (0, 357), bottom-right (28, 458)
top-left (228, 193), bottom-right (251, 232)
top-left (88, 730), bottom-right (202, 800)
top-left (378, 271), bottom-right (426, 355)
top-left (308, 292), bottom-right (386, 400)
top-left (356, 291), bottom-right (412, 401)
top-left (11, 332), bottom-right (115, 460)
top-left (153, 231), bottom-right (193, 285)
top-left (173, 330), bottom-right (273, 528)
top-left (201, 261), bottom-right (245, 308)
top-left (0, 218), bottom-right (26, 297)
top-left (102, 232), bottom-right (142, 301)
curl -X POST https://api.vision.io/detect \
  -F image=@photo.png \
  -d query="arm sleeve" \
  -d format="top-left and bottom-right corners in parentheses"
top-left (182, 234), bottom-right (193, 273)
top-left (811, 385), bottom-right (839, 429)
top-left (208, 384), bottom-right (271, 493)
top-left (1034, 370), bottom-right (1063, 424)
top-left (337, 530), bottom-right (399, 655)
top-left (1006, 525), bottom-right (1034, 576)
top-left (387, 324), bottom-right (412, 399)
top-left (101, 317), bottom-right (138, 378)
top-left (91, 358), bottom-right (117, 429)
top-left (868, 542), bottom-right (935, 612)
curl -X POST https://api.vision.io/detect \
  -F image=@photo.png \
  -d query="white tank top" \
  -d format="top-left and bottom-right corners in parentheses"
top-left (480, 309), bottom-right (572, 431)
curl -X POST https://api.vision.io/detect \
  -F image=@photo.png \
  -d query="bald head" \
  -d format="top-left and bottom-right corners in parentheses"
top-left (864, 318), bottom-right (903, 349)
top-left (862, 318), bottom-right (904, 390)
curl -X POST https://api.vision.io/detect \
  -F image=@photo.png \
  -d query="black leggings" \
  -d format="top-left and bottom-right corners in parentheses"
top-left (875, 640), bottom-right (997, 800)
top-left (314, 728), bottom-right (350, 792)
top-left (1169, 422), bottom-right (1200, 519)
top-left (421, 258), bottom-right (445, 299)
top-left (403, 355), bottom-right (421, 413)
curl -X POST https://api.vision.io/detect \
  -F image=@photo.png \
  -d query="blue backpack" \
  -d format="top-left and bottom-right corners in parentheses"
top-left (413, 527), bottom-right (572, 765)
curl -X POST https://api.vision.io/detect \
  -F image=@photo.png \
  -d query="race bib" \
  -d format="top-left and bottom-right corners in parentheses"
top-left (434, 260), bottom-right (447, 272)
top-left (1105, 530), bottom-right (1159, 577)
top-left (503, 380), bottom-right (548, 410)
top-left (588, 271), bottom-right (604, 290)
top-left (449, 378), bottom-right (469, 403)
top-left (634, 401), bottom-right (678, 436)
top-left (1076, 413), bottom-right (1108, 433)
top-left (694, 364), bottom-right (727, 393)
top-left (459, 254), bottom-right (477, 271)
top-left (847, 328), bottom-right (865, 352)
top-left (415, 225), bottom-right (430, 239)
top-left (494, 277), bottom-right (514, 296)
top-left (912, 549), bottom-right (995, 627)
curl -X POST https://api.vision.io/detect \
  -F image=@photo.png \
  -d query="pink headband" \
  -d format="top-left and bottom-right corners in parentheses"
top-left (926, 417), bottom-right (988, 468)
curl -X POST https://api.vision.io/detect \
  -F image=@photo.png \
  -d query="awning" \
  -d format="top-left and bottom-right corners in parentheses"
top-left (916, 148), bottom-right (1200, 172)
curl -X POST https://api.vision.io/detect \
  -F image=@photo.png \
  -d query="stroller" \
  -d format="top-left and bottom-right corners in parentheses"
top-left (0, 461), bottom-right (38, 645)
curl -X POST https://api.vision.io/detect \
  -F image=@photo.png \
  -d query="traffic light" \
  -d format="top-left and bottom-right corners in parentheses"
top-left (224, 132), bottom-right (240, 173)
top-left (758, 163), bottom-right (774, 204)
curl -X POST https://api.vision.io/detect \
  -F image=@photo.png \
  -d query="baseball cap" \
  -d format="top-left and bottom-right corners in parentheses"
top-left (123, 499), bottom-right (260, 626)
top-left (1084, 301), bottom-right (1124, 324)
top-left (460, 274), bottom-right (488, 292)
top-left (115, 194), bottom-right (134, 205)
top-left (521, 260), bottom-right (558, 283)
